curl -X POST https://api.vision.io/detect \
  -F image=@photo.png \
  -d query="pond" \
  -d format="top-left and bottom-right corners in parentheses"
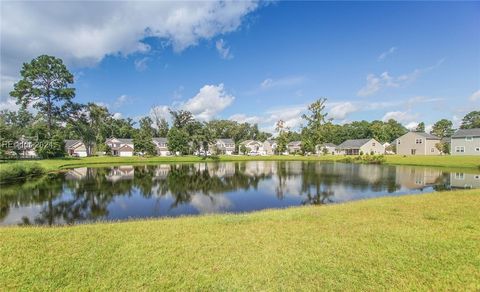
top-left (1, 161), bottom-right (479, 226)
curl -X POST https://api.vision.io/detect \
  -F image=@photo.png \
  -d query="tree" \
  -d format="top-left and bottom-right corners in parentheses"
top-left (301, 98), bottom-right (328, 145)
top-left (150, 106), bottom-right (169, 136)
top-left (10, 55), bottom-right (75, 137)
top-left (431, 119), bottom-right (454, 138)
top-left (167, 127), bottom-right (190, 155)
top-left (35, 133), bottom-right (65, 158)
top-left (240, 144), bottom-right (248, 155)
top-left (169, 109), bottom-right (194, 129)
top-left (415, 122), bottom-right (425, 132)
top-left (191, 124), bottom-right (217, 157)
top-left (460, 111), bottom-right (480, 129)
top-left (275, 120), bottom-right (289, 154)
top-left (134, 117), bottom-right (156, 155)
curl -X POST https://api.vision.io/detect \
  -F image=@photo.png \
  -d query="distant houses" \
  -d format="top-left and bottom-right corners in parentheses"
top-left (215, 139), bottom-right (235, 155)
top-left (316, 143), bottom-right (336, 155)
top-left (152, 138), bottom-right (170, 156)
top-left (65, 139), bottom-right (88, 157)
top-left (451, 128), bottom-right (480, 155)
top-left (105, 138), bottom-right (134, 157)
top-left (336, 138), bottom-right (384, 155)
top-left (395, 132), bottom-right (441, 155)
top-left (287, 141), bottom-right (302, 154)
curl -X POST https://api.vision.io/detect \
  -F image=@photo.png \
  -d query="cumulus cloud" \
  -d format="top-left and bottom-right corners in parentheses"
top-left (328, 102), bottom-right (358, 120)
top-left (469, 89), bottom-right (480, 101)
top-left (229, 114), bottom-right (262, 124)
top-left (182, 84), bottom-right (235, 121)
top-left (215, 39), bottom-right (233, 59)
top-left (382, 111), bottom-right (419, 129)
top-left (113, 95), bottom-right (133, 109)
top-left (357, 59), bottom-right (445, 96)
top-left (378, 46), bottom-right (397, 61)
top-left (0, 1), bottom-right (260, 100)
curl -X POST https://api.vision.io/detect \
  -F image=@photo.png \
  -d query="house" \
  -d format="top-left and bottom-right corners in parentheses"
top-left (382, 142), bottom-right (395, 155)
top-left (215, 138), bottom-right (235, 155)
top-left (239, 140), bottom-right (264, 155)
top-left (336, 138), bottom-right (384, 155)
top-left (315, 143), bottom-right (336, 155)
top-left (105, 138), bottom-right (134, 156)
top-left (15, 136), bottom-right (37, 158)
top-left (262, 140), bottom-right (277, 155)
top-left (450, 172), bottom-right (480, 189)
top-left (65, 139), bottom-right (88, 157)
top-left (451, 128), bottom-right (480, 155)
top-left (395, 132), bottom-right (441, 155)
top-left (152, 137), bottom-right (170, 156)
top-left (287, 141), bottom-right (302, 154)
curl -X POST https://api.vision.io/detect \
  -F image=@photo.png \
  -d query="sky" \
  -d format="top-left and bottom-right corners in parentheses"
top-left (1, 1), bottom-right (479, 133)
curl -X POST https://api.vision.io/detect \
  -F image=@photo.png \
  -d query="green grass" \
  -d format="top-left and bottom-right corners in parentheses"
top-left (1, 189), bottom-right (479, 290)
top-left (0, 161), bottom-right (45, 182)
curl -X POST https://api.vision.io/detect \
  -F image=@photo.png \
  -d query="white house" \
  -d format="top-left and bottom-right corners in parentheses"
top-left (287, 141), bottom-right (302, 154)
top-left (215, 138), bottom-right (236, 155)
top-left (240, 140), bottom-right (264, 155)
top-left (65, 139), bottom-right (88, 157)
top-left (336, 138), bottom-right (385, 155)
top-left (262, 140), bottom-right (277, 155)
top-left (105, 138), bottom-right (134, 156)
top-left (152, 137), bottom-right (170, 156)
top-left (315, 143), bottom-right (336, 155)
top-left (451, 128), bottom-right (480, 156)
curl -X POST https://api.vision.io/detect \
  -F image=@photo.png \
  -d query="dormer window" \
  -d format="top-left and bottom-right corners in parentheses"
top-left (415, 138), bottom-right (423, 144)
top-left (466, 136), bottom-right (473, 141)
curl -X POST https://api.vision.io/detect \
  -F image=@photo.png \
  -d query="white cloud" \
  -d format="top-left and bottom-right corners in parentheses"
top-left (328, 102), bottom-right (358, 120)
top-left (405, 122), bottom-right (419, 131)
top-left (182, 84), bottom-right (235, 121)
top-left (149, 105), bottom-right (170, 121)
top-left (0, 1), bottom-right (260, 99)
top-left (215, 39), bottom-right (233, 60)
top-left (113, 95), bottom-right (132, 109)
top-left (260, 76), bottom-right (305, 90)
top-left (112, 112), bottom-right (123, 120)
top-left (469, 89), bottom-right (480, 101)
top-left (378, 46), bottom-right (397, 61)
top-left (0, 98), bottom-right (20, 111)
top-left (229, 114), bottom-right (262, 124)
top-left (134, 57), bottom-right (149, 72)
top-left (357, 59), bottom-right (445, 97)
top-left (382, 111), bottom-right (419, 128)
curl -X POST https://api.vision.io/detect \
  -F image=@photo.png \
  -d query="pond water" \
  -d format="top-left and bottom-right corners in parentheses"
top-left (1, 161), bottom-right (479, 226)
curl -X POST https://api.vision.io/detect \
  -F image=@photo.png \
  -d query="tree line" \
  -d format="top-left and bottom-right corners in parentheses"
top-left (1, 55), bottom-right (479, 158)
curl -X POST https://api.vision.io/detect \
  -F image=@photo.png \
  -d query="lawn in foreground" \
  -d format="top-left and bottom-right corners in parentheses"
top-left (1, 190), bottom-right (479, 290)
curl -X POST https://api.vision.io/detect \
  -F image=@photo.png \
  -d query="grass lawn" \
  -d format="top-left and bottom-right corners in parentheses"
top-left (1, 189), bottom-right (479, 290)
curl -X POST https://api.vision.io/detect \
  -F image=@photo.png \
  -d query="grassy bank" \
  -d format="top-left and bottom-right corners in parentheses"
top-left (1, 155), bottom-right (479, 183)
top-left (1, 189), bottom-right (479, 290)
top-left (0, 161), bottom-right (45, 183)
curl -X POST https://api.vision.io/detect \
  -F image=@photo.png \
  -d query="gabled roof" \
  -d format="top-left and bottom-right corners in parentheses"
top-left (65, 139), bottom-right (82, 149)
top-left (240, 140), bottom-right (262, 146)
top-left (452, 128), bottom-right (480, 138)
top-left (414, 132), bottom-right (441, 140)
top-left (118, 144), bottom-right (134, 151)
top-left (337, 138), bottom-right (371, 149)
top-left (317, 143), bottom-right (336, 148)
top-left (106, 138), bottom-right (133, 144)
top-left (152, 137), bottom-right (168, 144)
top-left (217, 138), bottom-right (234, 144)
top-left (287, 141), bottom-right (302, 147)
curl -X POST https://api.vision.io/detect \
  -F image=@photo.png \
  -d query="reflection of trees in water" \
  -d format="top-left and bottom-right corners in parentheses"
top-left (0, 162), bottom-right (452, 225)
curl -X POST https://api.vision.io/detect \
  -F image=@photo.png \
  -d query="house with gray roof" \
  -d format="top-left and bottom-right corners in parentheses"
top-left (336, 138), bottom-right (384, 155)
top-left (152, 137), bottom-right (170, 156)
top-left (215, 138), bottom-right (235, 155)
top-left (451, 128), bottom-right (480, 155)
top-left (287, 141), bottom-right (302, 154)
top-left (65, 139), bottom-right (87, 157)
top-left (105, 138), bottom-right (134, 156)
top-left (396, 132), bottom-right (441, 155)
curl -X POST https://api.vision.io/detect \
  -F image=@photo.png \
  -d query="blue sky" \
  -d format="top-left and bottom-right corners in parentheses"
top-left (1, 1), bottom-right (479, 132)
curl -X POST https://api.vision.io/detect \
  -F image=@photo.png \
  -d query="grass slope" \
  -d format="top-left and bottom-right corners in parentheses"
top-left (1, 190), bottom-right (479, 290)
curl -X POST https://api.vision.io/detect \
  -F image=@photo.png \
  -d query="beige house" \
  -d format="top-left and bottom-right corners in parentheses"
top-left (65, 139), bottom-right (88, 157)
top-left (152, 137), bottom-right (170, 156)
top-left (451, 128), bottom-right (480, 156)
top-left (262, 140), bottom-right (277, 155)
top-left (215, 139), bottom-right (235, 155)
top-left (287, 141), bottom-right (302, 154)
top-left (450, 172), bottom-right (480, 189)
top-left (336, 138), bottom-right (384, 155)
top-left (396, 132), bottom-right (441, 155)
top-left (239, 140), bottom-right (264, 155)
top-left (105, 138), bottom-right (134, 156)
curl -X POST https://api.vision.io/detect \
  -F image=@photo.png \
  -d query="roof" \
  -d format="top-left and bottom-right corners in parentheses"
top-left (106, 138), bottom-right (133, 144)
top-left (152, 137), bottom-right (167, 143)
top-left (240, 140), bottom-right (262, 146)
top-left (287, 141), bottom-right (302, 147)
top-left (337, 139), bottom-right (371, 149)
top-left (451, 128), bottom-right (480, 138)
top-left (414, 132), bottom-right (441, 140)
top-left (118, 144), bottom-right (134, 151)
top-left (317, 143), bottom-right (336, 148)
top-left (217, 138), bottom-right (234, 144)
top-left (65, 139), bottom-right (82, 149)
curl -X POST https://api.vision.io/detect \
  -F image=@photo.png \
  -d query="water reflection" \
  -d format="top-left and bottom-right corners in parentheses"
top-left (0, 161), bottom-right (476, 226)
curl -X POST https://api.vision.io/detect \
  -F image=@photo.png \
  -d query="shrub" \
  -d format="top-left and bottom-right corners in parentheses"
top-left (0, 162), bottom-right (45, 183)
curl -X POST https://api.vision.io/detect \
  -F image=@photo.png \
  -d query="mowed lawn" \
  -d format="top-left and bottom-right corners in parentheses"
top-left (1, 190), bottom-right (479, 290)
top-left (4, 154), bottom-right (480, 172)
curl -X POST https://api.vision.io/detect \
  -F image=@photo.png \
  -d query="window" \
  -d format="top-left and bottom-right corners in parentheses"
top-left (431, 148), bottom-right (435, 152)
top-left (397, 140), bottom-right (401, 144)
top-left (465, 136), bottom-right (473, 141)
top-left (455, 173), bottom-right (465, 180)
top-left (476, 147), bottom-right (480, 152)
top-left (372, 142), bottom-right (376, 146)
top-left (455, 146), bottom-right (465, 153)
top-left (415, 138), bottom-right (423, 144)
top-left (474, 175), bottom-right (480, 180)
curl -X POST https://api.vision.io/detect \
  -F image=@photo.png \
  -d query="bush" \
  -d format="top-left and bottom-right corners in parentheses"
top-left (0, 162), bottom-right (45, 183)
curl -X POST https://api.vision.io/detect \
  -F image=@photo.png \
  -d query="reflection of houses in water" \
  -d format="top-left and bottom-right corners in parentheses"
top-left (395, 166), bottom-right (444, 189)
top-left (65, 167), bottom-right (88, 180)
top-left (244, 161), bottom-right (277, 176)
top-left (154, 164), bottom-right (171, 179)
top-left (106, 166), bottom-right (134, 182)
top-left (450, 172), bottom-right (480, 189)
